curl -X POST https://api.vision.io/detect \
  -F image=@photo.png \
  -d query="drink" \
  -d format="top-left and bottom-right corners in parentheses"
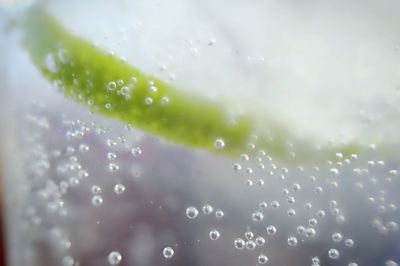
top-left (1, 1), bottom-right (400, 265)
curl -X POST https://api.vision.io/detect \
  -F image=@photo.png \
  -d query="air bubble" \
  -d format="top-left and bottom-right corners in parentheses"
top-left (232, 163), bottom-right (242, 171)
top-left (186, 207), bottom-right (199, 219)
top-left (202, 205), bottom-right (213, 215)
top-left (214, 138), bottom-right (225, 149)
top-left (255, 236), bottom-right (265, 246)
top-left (345, 238), bottom-right (354, 247)
top-left (287, 236), bottom-right (298, 246)
top-left (245, 231), bottom-right (254, 239)
top-left (144, 97), bottom-right (153, 105)
top-left (108, 163), bottom-right (119, 172)
top-left (114, 184), bottom-right (125, 194)
top-left (91, 185), bottom-right (102, 194)
top-left (234, 238), bottom-right (245, 250)
top-left (332, 232), bottom-right (343, 242)
top-left (258, 254), bottom-right (269, 264)
top-left (252, 211), bottom-right (264, 222)
top-left (209, 229), bottom-right (220, 240)
top-left (107, 152), bottom-right (117, 160)
top-left (131, 147), bottom-right (142, 157)
top-left (107, 251), bottom-right (122, 265)
top-left (107, 81), bottom-right (116, 92)
top-left (246, 240), bottom-right (256, 250)
top-left (160, 97), bottom-right (170, 105)
top-left (266, 225), bottom-right (277, 235)
top-left (215, 209), bottom-right (224, 219)
top-left (91, 195), bottom-right (103, 207)
top-left (162, 246), bottom-right (174, 259)
top-left (328, 248), bottom-right (340, 259)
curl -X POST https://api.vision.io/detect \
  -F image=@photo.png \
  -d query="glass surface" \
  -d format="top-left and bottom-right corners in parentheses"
top-left (1, 1), bottom-right (400, 266)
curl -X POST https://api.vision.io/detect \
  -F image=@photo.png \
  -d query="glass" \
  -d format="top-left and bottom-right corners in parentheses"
top-left (1, 1), bottom-right (400, 266)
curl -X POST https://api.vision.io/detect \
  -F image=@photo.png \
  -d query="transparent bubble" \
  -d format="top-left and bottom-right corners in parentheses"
top-left (107, 152), bottom-right (117, 160)
top-left (245, 240), bottom-right (256, 250)
top-left (297, 226), bottom-right (305, 235)
top-left (107, 81), bottom-right (116, 92)
top-left (234, 238), bottom-right (245, 250)
top-left (308, 218), bottom-right (318, 227)
top-left (209, 229), bottom-right (220, 240)
top-left (107, 251), bottom-right (122, 265)
top-left (79, 144), bottom-right (89, 153)
top-left (287, 236), bottom-right (298, 246)
top-left (108, 163), bottom-right (119, 172)
top-left (387, 221), bottom-right (399, 231)
top-left (240, 153), bottom-right (249, 161)
top-left (114, 184), bottom-right (126, 194)
top-left (345, 238), bottom-right (354, 247)
top-left (386, 260), bottom-right (399, 266)
top-left (252, 211), bottom-right (264, 222)
top-left (317, 210), bottom-right (326, 218)
top-left (214, 138), bottom-right (225, 149)
top-left (162, 246), bottom-right (174, 259)
top-left (312, 256), bottom-right (320, 265)
top-left (266, 225), bottom-right (277, 235)
top-left (160, 96), bottom-right (170, 106)
top-left (144, 97), bottom-right (153, 105)
top-left (62, 256), bottom-right (75, 266)
top-left (186, 206), bottom-right (199, 219)
top-left (131, 147), bottom-right (142, 157)
top-left (91, 195), bottom-right (103, 207)
top-left (232, 163), bottom-right (242, 171)
top-left (292, 183), bottom-right (301, 191)
top-left (91, 185), bottom-right (102, 194)
top-left (332, 232), bottom-right (343, 242)
top-left (306, 228), bottom-right (316, 238)
top-left (328, 248), bottom-right (340, 259)
top-left (202, 205), bottom-right (213, 215)
top-left (255, 236), bottom-right (265, 246)
top-left (271, 201), bottom-right (280, 209)
top-left (149, 85), bottom-right (158, 93)
top-left (259, 201), bottom-right (268, 208)
top-left (287, 209), bottom-right (296, 217)
top-left (215, 209), bottom-right (224, 219)
top-left (258, 254), bottom-right (269, 264)
top-left (349, 262), bottom-right (359, 266)
top-left (245, 231), bottom-right (254, 239)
